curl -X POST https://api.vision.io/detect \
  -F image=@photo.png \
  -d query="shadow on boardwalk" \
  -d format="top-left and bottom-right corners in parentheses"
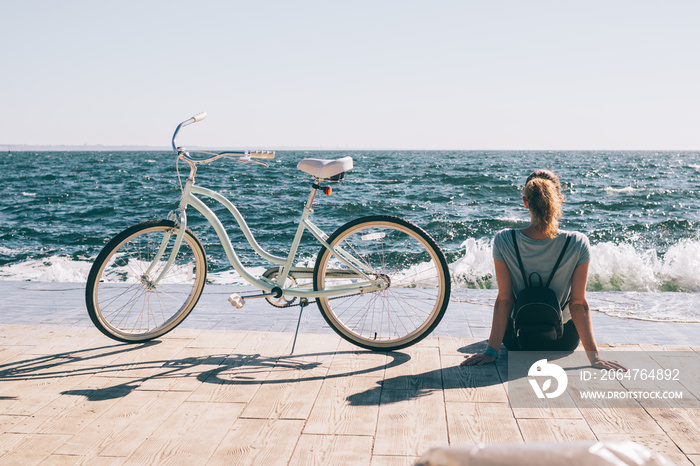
top-left (0, 340), bottom-right (411, 401)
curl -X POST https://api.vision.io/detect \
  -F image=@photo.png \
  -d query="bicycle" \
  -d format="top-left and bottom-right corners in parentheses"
top-left (85, 113), bottom-right (451, 351)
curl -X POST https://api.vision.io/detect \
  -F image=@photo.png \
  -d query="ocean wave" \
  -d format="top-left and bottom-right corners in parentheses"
top-left (447, 238), bottom-right (700, 293)
top-left (3, 238), bottom-right (700, 294)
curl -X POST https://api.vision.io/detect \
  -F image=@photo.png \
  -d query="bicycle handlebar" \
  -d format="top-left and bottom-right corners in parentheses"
top-left (172, 112), bottom-right (207, 152)
top-left (192, 112), bottom-right (207, 122)
top-left (171, 113), bottom-right (275, 164)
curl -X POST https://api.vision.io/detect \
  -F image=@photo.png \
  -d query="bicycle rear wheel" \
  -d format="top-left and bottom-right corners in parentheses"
top-left (85, 219), bottom-right (207, 342)
top-left (313, 215), bottom-right (450, 351)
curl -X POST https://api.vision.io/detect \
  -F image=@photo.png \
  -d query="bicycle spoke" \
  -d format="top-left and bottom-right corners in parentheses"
top-left (89, 222), bottom-right (206, 341)
top-left (316, 218), bottom-right (448, 350)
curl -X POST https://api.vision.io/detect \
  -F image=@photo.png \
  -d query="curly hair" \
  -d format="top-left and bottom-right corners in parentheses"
top-left (523, 170), bottom-right (563, 238)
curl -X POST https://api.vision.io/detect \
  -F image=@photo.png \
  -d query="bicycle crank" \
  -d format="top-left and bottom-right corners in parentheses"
top-left (228, 287), bottom-right (284, 309)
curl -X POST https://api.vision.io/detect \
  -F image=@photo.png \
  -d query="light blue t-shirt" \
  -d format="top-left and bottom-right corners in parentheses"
top-left (493, 229), bottom-right (591, 322)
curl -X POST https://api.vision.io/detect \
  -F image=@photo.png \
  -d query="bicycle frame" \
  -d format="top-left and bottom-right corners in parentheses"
top-left (152, 164), bottom-right (385, 299)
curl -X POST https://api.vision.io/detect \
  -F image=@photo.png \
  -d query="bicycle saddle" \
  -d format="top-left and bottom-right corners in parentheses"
top-left (297, 156), bottom-right (353, 180)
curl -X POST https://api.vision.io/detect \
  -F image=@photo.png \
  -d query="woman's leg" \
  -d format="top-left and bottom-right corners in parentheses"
top-left (553, 320), bottom-right (580, 351)
top-left (506, 319), bottom-right (579, 352)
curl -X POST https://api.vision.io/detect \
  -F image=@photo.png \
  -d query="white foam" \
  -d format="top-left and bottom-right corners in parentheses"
top-left (589, 291), bottom-right (700, 323)
top-left (449, 237), bottom-right (495, 289)
top-left (207, 267), bottom-right (269, 285)
top-left (603, 186), bottom-right (639, 194)
top-left (0, 256), bottom-right (91, 282)
top-left (589, 241), bottom-right (700, 292)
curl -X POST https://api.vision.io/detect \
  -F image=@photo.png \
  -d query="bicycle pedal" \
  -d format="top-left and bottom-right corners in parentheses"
top-left (228, 294), bottom-right (245, 309)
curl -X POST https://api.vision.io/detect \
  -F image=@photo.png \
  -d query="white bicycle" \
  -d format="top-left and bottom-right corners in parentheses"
top-left (85, 113), bottom-right (451, 351)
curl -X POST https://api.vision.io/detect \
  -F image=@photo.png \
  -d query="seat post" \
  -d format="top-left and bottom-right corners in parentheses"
top-left (304, 179), bottom-right (321, 211)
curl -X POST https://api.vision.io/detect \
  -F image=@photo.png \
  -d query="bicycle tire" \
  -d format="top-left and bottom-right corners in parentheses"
top-left (85, 219), bottom-right (207, 342)
top-left (313, 215), bottom-right (450, 351)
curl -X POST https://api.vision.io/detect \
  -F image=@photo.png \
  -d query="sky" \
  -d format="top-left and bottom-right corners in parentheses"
top-left (1, 1), bottom-right (699, 150)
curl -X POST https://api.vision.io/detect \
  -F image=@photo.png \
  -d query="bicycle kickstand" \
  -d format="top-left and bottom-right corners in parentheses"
top-left (290, 298), bottom-right (308, 355)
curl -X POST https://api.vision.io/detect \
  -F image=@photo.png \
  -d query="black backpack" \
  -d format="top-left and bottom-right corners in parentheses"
top-left (511, 229), bottom-right (572, 348)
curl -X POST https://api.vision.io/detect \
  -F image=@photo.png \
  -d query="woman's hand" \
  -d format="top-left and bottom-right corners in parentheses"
top-left (461, 352), bottom-right (496, 366)
top-left (590, 358), bottom-right (627, 371)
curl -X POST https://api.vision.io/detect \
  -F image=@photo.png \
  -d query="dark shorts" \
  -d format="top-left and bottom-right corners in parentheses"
top-left (503, 318), bottom-right (580, 352)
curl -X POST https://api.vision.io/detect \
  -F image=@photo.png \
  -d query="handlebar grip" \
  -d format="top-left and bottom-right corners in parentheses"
top-left (192, 112), bottom-right (208, 122)
top-left (249, 150), bottom-right (275, 159)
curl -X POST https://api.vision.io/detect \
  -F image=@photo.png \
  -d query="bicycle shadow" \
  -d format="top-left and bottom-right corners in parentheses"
top-left (0, 341), bottom-right (411, 402)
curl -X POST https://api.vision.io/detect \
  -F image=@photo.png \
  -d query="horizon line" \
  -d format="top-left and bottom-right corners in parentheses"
top-left (2, 144), bottom-right (699, 152)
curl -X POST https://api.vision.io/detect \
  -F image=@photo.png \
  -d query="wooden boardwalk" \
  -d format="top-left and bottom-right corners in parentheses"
top-left (0, 323), bottom-right (698, 465)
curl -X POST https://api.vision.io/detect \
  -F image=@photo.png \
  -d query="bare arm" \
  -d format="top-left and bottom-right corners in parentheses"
top-left (462, 259), bottom-right (512, 366)
top-left (569, 262), bottom-right (626, 370)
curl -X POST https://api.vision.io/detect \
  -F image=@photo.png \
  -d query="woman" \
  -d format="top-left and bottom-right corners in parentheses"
top-left (462, 170), bottom-right (625, 370)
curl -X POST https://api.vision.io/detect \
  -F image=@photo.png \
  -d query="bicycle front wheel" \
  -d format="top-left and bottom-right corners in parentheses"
top-left (85, 219), bottom-right (207, 342)
top-left (313, 215), bottom-right (450, 351)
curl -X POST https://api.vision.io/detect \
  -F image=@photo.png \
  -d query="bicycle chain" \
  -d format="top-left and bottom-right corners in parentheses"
top-left (226, 288), bottom-right (366, 309)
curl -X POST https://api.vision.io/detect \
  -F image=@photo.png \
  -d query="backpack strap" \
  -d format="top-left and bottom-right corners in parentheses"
top-left (510, 229), bottom-right (529, 288)
top-left (545, 233), bottom-right (573, 288)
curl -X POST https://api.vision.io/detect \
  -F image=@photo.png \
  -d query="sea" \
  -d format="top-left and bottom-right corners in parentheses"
top-left (1, 150), bottom-right (699, 323)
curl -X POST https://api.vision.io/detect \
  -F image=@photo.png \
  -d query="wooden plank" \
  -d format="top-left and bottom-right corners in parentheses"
top-left (412, 336), bottom-right (440, 348)
top-left (0, 324), bottom-right (45, 346)
top-left (687, 454), bottom-right (700, 466)
top-left (103, 339), bottom-right (194, 379)
top-left (0, 346), bottom-right (33, 365)
top-left (0, 432), bottom-right (27, 456)
top-left (8, 377), bottom-right (129, 435)
top-left (43, 454), bottom-right (126, 465)
top-left (517, 418), bottom-right (596, 443)
top-left (371, 456), bottom-right (419, 466)
top-left (54, 390), bottom-right (190, 457)
top-left (382, 346), bottom-right (442, 391)
top-left (580, 406), bottom-right (665, 435)
top-left (510, 403), bottom-right (583, 420)
top-left (21, 327), bottom-right (104, 356)
top-left (0, 415), bottom-right (25, 433)
top-left (0, 433), bottom-right (71, 464)
top-left (665, 429), bottom-right (700, 456)
top-left (135, 347), bottom-right (228, 392)
top-left (374, 389), bottom-right (448, 457)
top-left (185, 329), bottom-right (247, 349)
top-left (438, 336), bottom-right (483, 351)
top-left (162, 327), bottom-right (205, 340)
top-left (446, 401), bottom-right (522, 445)
top-left (239, 354), bottom-right (327, 419)
top-left (304, 376), bottom-right (380, 436)
top-left (325, 348), bottom-right (388, 377)
top-left (0, 373), bottom-right (95, 417)
top-left (125, 401), bottom-right (243, 464)
top-left (440, 353), bottom-right (507, 403)
top-left (597, 432), bottom-right (693, 466)
top-left (289, 434), bottom-right (373, 466)
top-left (186, 331), bottom-right (292, 403)
top-left (208, 418), bottom-right (304, 465)
top-left (235, 332), bottom-right (335, 419)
